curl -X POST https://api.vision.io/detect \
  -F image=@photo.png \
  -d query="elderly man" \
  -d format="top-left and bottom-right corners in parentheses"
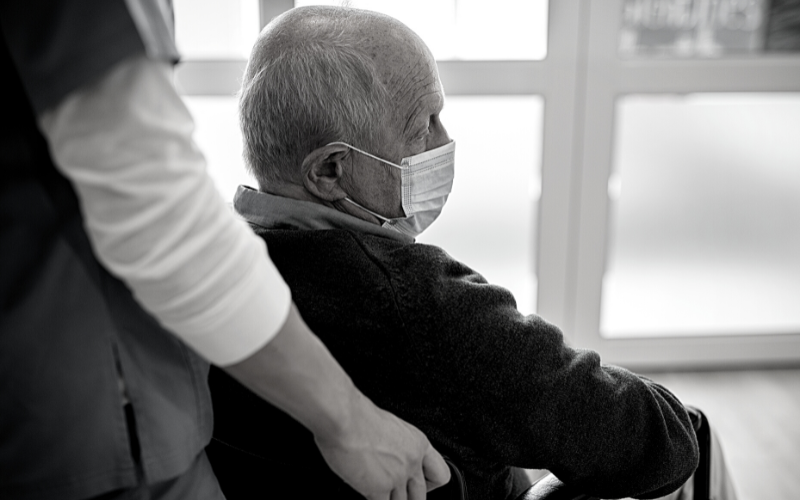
top-left (207, 6), bottom-right (715, 500)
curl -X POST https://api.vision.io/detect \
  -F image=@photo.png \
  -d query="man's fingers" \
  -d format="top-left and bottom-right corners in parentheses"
top-left (422, 445), bottom-right (451, 491)
top-left (408, 473), bottom-right (428, 500)
top-left (315, 400), bottom-right (446, 500)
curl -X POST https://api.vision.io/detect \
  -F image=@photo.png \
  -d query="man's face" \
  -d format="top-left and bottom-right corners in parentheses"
top-left (339, 29), bottom-right (451, 220)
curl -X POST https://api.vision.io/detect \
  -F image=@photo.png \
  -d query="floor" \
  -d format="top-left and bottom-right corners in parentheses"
top-left (642, 369), bottom-right (800, 500)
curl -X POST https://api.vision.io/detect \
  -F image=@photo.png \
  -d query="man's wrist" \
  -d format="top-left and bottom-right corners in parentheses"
top-left (310, 382), bottom-right (369, 447)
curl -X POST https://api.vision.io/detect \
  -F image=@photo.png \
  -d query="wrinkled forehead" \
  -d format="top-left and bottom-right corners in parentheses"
top-left (362, 18), bottom-right (443, 120)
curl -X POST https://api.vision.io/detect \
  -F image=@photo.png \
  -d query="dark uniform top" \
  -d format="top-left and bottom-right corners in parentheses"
top-left (0, 2), bottom-right (212, 499)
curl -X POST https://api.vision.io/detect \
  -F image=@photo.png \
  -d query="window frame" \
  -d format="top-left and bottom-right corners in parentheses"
top-left (174, 0), bottom-right (580, 321)
top-left (174, 0), bottom-right (800, 369)
top-left (570, 0), bottom-right (800, 369)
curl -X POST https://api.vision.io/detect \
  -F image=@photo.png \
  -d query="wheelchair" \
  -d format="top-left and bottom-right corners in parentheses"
top-left (207, 363), bottom-right (712, 500)
top-left (433, 407), bottom-right (712, 500)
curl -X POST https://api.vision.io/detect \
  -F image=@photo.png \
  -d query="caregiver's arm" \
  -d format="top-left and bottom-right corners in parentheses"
top-left (227, 302), bottom-right (450, 499)
top-left (39, 54), bottom-right (448, 499)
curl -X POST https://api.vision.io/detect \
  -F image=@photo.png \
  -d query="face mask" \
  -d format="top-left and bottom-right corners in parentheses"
top-left (327, 140), bottom-right (456, 238)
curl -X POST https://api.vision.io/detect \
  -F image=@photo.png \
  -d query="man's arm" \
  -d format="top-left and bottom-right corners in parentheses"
top-left (391, 246), bottom-right (699, 499)
top-left (38, 55), bottom-right (448, 499)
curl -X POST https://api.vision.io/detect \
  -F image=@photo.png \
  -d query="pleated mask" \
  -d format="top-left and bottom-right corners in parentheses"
top-left (329, 140), bottom-right (455, 238)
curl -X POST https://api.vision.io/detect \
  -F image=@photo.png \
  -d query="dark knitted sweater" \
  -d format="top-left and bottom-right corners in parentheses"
top-left (208, 187), bottom-right (698, 500)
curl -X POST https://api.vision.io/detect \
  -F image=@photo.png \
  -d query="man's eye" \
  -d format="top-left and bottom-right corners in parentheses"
top-left (417, 122), bottom-right (432, 140)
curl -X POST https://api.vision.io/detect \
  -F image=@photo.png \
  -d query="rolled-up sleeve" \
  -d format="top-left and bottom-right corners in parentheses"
top-left (38, 55), bottom-right (291, 365)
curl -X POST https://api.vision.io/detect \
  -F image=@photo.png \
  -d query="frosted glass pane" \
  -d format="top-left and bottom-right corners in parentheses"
top-left (294, 0), bottom-right (548, 60)
top-left (417, 96), bottom-right (543, 315)
top-left (174, 0), bottom-right (260, 59)
top-left (183, 97), bottom-right (255, 203)
top-left (603, 93), bottom-right (800, 337)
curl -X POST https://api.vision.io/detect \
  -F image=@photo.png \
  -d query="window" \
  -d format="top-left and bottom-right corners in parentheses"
top-left (619, 0), bottom-right (770, 57)
top-left (604, 93), bottom-right (800, 338)
top-left (569, 0), bottom-right (800, 368)
top-left (295, 0), bottom-right (548, 60)
top-left (418, 96), bottom-right (543, 315)
top-left (173, 0), bottom-right (548, 315)
top-left (174, 0), bottom-right (800, 368)
top-left (174, 0), bottom-right (260, 59)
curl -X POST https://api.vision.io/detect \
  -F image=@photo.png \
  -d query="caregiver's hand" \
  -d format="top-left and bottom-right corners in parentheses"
top-left (224, 302), bottom-right (450, 499)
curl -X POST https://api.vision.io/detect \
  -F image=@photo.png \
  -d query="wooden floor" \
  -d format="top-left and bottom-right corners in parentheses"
top-left (641, 369), bottom-right (800, 500)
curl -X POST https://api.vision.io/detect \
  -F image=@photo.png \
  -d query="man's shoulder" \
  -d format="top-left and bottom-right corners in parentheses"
top-left (248, 224), bottom-right (407, 263)
top-left (250, 223), bottom-right (407, 248)
top-left (250, 224), bottom-right (468, 275)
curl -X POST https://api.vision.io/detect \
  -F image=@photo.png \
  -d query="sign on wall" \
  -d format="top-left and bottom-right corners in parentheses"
top-left (619, 0), bottom-right (769, 56)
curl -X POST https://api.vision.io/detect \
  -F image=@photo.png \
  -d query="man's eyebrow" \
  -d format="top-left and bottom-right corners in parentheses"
top-left (402, 92), bottom-right (440, 137)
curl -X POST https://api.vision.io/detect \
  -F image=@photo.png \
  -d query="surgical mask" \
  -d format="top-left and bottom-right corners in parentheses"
top-left (327, 140), bottom-right (456, 238)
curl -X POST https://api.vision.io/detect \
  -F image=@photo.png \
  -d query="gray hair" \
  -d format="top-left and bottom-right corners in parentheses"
top-left (239, 8), bottom-right (392, 188)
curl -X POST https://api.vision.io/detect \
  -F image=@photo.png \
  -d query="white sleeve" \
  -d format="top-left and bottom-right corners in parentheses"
top-left (38, 55), bottom-right (291, 366)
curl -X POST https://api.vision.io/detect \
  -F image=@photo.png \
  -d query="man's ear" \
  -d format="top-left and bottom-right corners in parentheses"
top-left (302, 144), bottom-right (351, 202)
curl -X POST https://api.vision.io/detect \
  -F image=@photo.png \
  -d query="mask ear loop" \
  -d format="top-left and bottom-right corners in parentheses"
top-left (326, 142), bottom-right (405, 170)
top-left (343, 197), bottom-right (392, 222)
top-left (343, 198), bottom-right (403, 236)
top-left (329, 141), bottom-right (407, 221)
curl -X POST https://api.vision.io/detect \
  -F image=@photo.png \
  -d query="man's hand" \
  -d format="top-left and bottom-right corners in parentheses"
top-left (315, 392), bottom-right (450, 500)
top-left (224, 303), bottom-right (450, 499)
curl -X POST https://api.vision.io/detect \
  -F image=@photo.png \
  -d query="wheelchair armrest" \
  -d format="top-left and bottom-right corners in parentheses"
top-left (514, 474), bottom-right (598, 500)
top-left (428, 458), bottom-right (468, 500)
top-left (685, 405), bottom-right (712, 500)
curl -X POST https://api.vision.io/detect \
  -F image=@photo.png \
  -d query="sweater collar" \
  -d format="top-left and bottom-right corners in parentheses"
top-left (233, 185), bottom-right (414, 244)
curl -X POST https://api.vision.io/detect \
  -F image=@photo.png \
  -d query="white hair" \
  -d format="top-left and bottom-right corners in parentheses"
top-left (239, 8), bottom-right (392, 188)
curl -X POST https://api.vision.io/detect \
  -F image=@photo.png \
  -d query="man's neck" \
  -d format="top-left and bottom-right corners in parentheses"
top-left (263, 182), bottom-right (383, 227)
top-left (263, 183), bottom-right (321, 205)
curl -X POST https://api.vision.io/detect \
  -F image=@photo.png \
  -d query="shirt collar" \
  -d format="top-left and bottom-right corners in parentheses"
top-left (233, 185), bottom-right (414, 244)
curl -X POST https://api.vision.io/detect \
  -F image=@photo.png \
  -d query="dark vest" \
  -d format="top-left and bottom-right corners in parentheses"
top-left (0, 7), bottom-right (212, 500)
